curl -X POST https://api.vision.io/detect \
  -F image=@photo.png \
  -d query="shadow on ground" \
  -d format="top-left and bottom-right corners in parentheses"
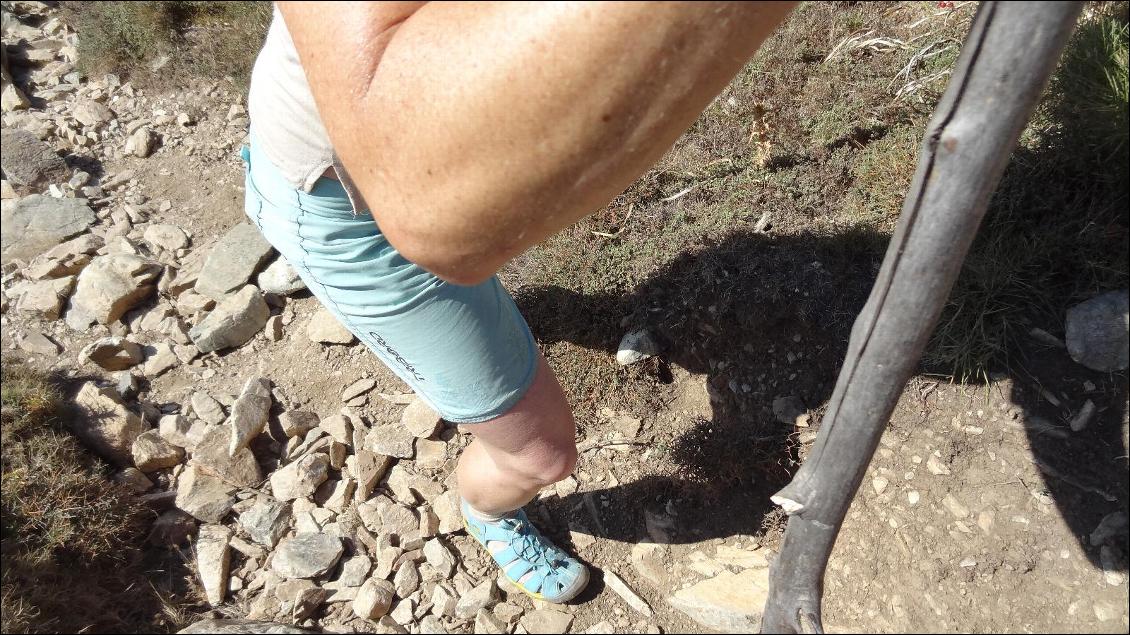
top-left (515, 226), bottom-right (1128, 572)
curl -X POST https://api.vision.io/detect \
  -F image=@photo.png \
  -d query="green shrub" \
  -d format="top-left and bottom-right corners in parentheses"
top-left (60, 1), bottom-right (270, 87)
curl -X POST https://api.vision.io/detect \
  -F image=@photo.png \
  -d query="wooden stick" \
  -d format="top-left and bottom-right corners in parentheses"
top-left (759, 3), bottom-right (1083, 632)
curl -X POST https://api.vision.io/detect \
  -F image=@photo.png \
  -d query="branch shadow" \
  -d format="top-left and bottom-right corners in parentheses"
top-left (512, 224), bottom-right (1128, 571)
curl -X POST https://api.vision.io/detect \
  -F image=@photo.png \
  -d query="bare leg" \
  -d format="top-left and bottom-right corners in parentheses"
top-left (456, 353), bottom-right (576, 514)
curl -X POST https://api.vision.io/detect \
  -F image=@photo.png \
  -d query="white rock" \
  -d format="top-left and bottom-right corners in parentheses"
top-left (196, 524), bottom-right (233, 606)
top-left (616, 328), bottom-right (659, 365)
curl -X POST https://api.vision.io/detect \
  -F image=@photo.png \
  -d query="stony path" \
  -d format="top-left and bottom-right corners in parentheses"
top-left (2, 2), bottom-right (1127, 634)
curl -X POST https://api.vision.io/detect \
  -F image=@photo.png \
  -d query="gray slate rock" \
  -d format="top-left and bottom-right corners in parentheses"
top-left (1, 195), bottom-right (93, 263)
top-left (194, 223), bottom-right (274, 300)
top-left (0, 128), bottom-right (68, 192)
top-left (239, 498), bottom-right (292, 548)
top-left (271, 532), bottom-right (344, 579)
top-left (189, 285), bottom-right (269, 353)
top-left (1065, 290), bottom-right (1129, 372)
top-left (228, 376), bottom-right (272, 456)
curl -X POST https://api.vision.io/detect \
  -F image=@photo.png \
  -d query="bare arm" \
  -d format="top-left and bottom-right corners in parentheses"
top-left (279, 1), bottom-right (794, 285)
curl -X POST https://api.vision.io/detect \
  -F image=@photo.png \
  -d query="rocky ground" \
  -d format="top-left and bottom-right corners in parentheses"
top-left (2, 2), bottom-right (1128, 634)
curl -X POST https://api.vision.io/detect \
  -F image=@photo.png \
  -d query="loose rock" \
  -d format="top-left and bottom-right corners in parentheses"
top-left (66, 254), bottom-right (162, 327)
top-left (176, 465), bottom-right (236, 523)
top-left (192, 392), bottom-right (227, 425)
top-left (257, 257), bottom-right (306, 295)
top-left (144, 223), bottom-right (191, 251)
top-left (354, 578), bottom-right (395, 620)
top-left (1065, 290), bottom-right (1129, 372)
top-left (73, 381), bottom-right (147, 466)
top-left (192, 424), bottom-right (263, 488)
top-left (667, 568), bottom-right (771, 632)
top-left (280, 410), bottom-right (320, 438)
top-left (401, 398), bottom-right (442, 438)
top-left (0, 128), bottom-right (69, 193)
top-left (228, 376), bottom-right (272, 456)
top-left (15, 276), bottom-right (75, 318)
top-left (132, 429), bottom-right (184, 472)
top-left (2, 196), bottom-right (94, 265)
top-left (616, 328), bottom-right (659, 365)
top-left (239, 498), bottom-right (292, 548)
top-left (519, 609), bottom-right (574, 634)
top-left (455, 579), bottom-right (498, 619)
top-left (81, 336), bottom-right (143, 370)
top-left (189, 285), bottom-right (270, 353)
top-left (197, 524), bottom-right (233, 606)
top-left (271, 453), bottom-right (330, 501)
top-left (194, 223), bottom-right (274, 300)
top-left (272, 532), bottom-right (344, 579)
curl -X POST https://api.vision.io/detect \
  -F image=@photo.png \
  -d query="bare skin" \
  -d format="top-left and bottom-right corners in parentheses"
top-left (278, 1), bottom-right (794, 515)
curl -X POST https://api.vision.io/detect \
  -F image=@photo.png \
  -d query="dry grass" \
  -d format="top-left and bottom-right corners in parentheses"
top-left (0, 359), bottom-right (195, 634)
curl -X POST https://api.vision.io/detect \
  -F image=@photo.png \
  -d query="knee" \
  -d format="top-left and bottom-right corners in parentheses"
top-left (506, 425), bottom-right (578, 487)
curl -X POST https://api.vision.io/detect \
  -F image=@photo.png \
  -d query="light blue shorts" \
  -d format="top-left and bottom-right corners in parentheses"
top-left (241, 138), bottom-right (538, 423)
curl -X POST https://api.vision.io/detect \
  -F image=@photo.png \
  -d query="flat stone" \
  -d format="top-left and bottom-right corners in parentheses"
top-left (1066, 290), bottom-right (1129, 372)
top-left (197, 524), bottom-right (233, 606)
top-left (239, 498), bottom-right (292, 548)
top-left (354, 578), bottom-right (395, 620)
top-left (228, 377), bottom-right (272, 455)
top-left (18, 329), bottom-right (61, 355)
top-left (141, 342), bottom-right (180, 377)
top-left (415, 439), bottom-right (447, 468)
top-left (72, 100), bottom-right (115, 127)
top-left (272, 532), bottom-right (344, 579)
top-left (72, 381), bottom-right (147, 466)
top-left (667, 568), bottom-right (770, 632)
top-left (26, 233), bottom-right (103, 279)
top-left (81, 336), bottom-right (143, 370)
top-left (323, 477), bottom-right (356, 513)
top-left (257, 257), bottom-right (306, 296)
top-left (342, 377), bottom-right (377, 402)
top-left (159, 414), bottom-right (200, 449)
top-left (189, 285), bottom-right (270, 353)
top-left (66, 254), bottom-right (161, 327)
top-left (401, 398), bottom-right (442, 438)
top-left (603, 571), bottom-right (653, 616)
top-left (144, 223), bottom-right (191, 252)
top-left (365, 424), bottom-right (415, 459)
top-left (354, 450), bottom-right (393, 501)
top-left (475, 609), bottom-right (507, 634)
top-left (319, 413), bottom-right (353, 446)
top-left (132, 429), bottom-right (184, 472)
top-left (0, 129), bottom-right (69, 194)
top-left (191, 424), bottom-right (263, 488)
top-left (518, 609), bottom-right (573, 634)
top-left (433, 490), bottom-right (462, 535)
top-left (271, 453), bottom-right (329, 501)
top-left (616, 328), bottom-right (659, 365)
top-left (176, 465), bottom-right (237, 523)
top-left (177, 619), bottom-right (312, 634)
top-left (194, 223), bottom-right (274, 300)
top-left (431, 585), bottom-right (457, 618)
top-left (279, 411), bottom-right (319, 438)
top-left (306, 307), bottom-right (355, 345)
top-left (423, 539), bottom-right (456, 578)
top-left (337, 555), bottom-right (372, 587)
top-left (192, 392), bottom-right (227, 425)
top-left (455, 579), bottom-right (498, 619)
top-left (15, 276), bottom-right (75, 318)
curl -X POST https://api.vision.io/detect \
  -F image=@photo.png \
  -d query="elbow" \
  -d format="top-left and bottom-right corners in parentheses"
top-left (385, 225), bottom-right (500, 287)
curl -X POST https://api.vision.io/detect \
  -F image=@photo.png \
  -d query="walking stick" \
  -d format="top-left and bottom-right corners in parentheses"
top-left (760, 3), bottom-right (1084, 632)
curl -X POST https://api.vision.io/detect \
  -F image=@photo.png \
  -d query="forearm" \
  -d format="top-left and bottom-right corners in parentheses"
top-left (282, 1), bottom-right (794, 284)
